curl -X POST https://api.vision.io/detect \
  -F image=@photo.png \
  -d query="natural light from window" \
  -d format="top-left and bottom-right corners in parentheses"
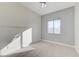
top-left (48, 19), bottom-right (61, 34)
top-left (0, 28), bottom-right (32, 55)
top-left (22, 28), bottom-right (32, 47)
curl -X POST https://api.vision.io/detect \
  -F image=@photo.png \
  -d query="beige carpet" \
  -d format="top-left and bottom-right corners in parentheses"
top-left (7, 41), bottom-right (79, 57)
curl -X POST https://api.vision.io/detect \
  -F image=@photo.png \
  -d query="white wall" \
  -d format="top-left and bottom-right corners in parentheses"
top-left (22, 28), bottom-right (32, 47)
top-left (0, 2), bottom-right (41, 49)
top-left (1, 36), bottom-right (21, 55)
top-left (75, 3), bottom-right (79, 54)
top-left (0, 28), bottom-right (32, 55)
top-left (42, 7), bottom-right (74, 45)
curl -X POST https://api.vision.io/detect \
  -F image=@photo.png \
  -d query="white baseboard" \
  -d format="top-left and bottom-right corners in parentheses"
top-left (43, 40), bottom-right (74, 48)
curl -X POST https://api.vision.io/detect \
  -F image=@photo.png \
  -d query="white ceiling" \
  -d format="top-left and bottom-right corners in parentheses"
top-left (21, 2), bottom-right (75, 15)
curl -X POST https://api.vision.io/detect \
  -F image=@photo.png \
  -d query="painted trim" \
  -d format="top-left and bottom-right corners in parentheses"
top-left (43, 40), bottom-right (74, 48)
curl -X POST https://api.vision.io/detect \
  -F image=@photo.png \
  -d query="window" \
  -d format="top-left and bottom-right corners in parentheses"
top-left (48, 20), bottom-right (54, 33)
top-left (48, 19), bottom-right (61, 34)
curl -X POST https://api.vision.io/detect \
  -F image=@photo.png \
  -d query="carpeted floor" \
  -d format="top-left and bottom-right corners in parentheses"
top-left (8, 41), bottom-right (79, 57)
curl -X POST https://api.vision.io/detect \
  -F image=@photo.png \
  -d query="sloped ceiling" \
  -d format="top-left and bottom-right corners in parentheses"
top-left (21, 2), bottom-right (75, 15)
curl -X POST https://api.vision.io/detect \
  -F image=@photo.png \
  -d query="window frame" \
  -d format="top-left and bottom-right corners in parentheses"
top-left (47, 18), bottom-right (61, 34)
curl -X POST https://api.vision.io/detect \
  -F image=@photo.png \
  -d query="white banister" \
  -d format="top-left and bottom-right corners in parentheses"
top-left (0, 28), bottom-right (33, 56)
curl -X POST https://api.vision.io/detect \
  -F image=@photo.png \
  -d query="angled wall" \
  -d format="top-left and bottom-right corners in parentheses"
top-left (0, 3), bottom-right (41, 49)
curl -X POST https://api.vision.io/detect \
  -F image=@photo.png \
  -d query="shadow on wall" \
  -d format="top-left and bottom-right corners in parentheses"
top-left (0, 27), bottom-right (32, 56)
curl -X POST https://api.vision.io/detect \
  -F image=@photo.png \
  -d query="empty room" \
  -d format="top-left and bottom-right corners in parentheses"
top-left (0, 2), bottom-right (79, 57)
